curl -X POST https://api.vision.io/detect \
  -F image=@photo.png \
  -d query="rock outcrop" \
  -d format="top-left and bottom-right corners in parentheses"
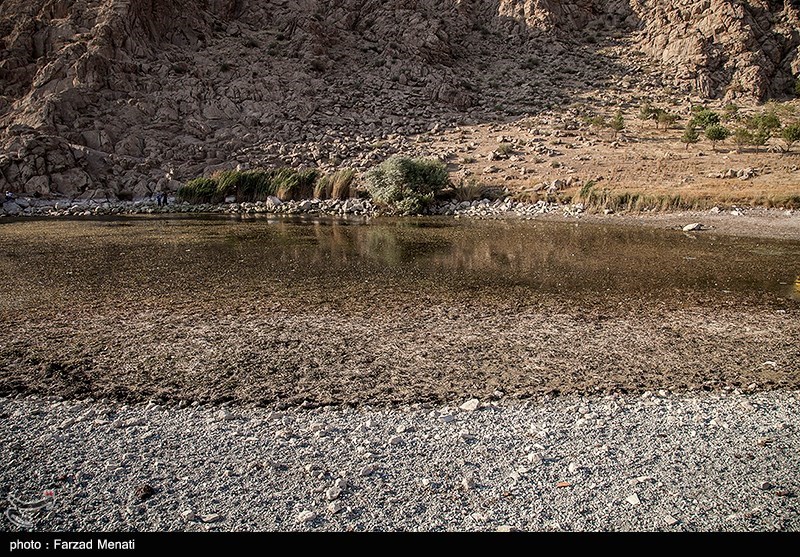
top-left (0, 0), bottom-right (798, 197)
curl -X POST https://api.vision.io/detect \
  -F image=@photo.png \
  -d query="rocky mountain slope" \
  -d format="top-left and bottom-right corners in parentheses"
top-left (0, 0), bottom-right (798, 199)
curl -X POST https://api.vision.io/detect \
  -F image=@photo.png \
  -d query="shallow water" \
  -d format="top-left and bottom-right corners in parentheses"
top-left (1, 214), bottom-right (799, 313)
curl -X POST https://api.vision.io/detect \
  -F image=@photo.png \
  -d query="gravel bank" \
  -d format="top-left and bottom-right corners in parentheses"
top-left (1, 390), bottom-right (798, 531)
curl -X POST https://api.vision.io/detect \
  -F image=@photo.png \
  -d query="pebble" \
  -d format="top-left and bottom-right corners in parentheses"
top-left (568, 462), bottom-right (579, 474)
top-left (388, 435), bottom-right (402, 446)
top-left (359, 463), bottom-right (377, 477)
top-left (181, 510), bottom-right (196, 521)
top-left (218, 408), bottom-right (234, 421)
top-left (325, 487), bottom-right (342, 501)
top-left (462, 475), bottom-right (476, 490)
top-left (625, 494), bottom-right (641, 506)
top-left (296, 510), bottom-right (316, 524)
top-left (201, 513), bottom-right (224, 523)
top-left (459, 399), bottom-right (480, 412)
top-left (327, 501), bottom-right (344, 514)
top-left (439, 414), bottom-right (455, 423)
top-left (664, 515), bottom-right (679, 526)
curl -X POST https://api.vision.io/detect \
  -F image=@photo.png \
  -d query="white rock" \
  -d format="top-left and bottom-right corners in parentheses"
top-left (527, 452), bottom-right (543, 465)
top-left (218, 408), bottom-right (234, 421)
top-left (181, 510), bottom-right (196, 521)
top-left (395, 424), bottom-right (407, 434)
top-left (682, 222), bottom-right (703, 231)
top-left (325, 487), bottom-right (342, 501)
top-left (334, 478), bottom-right (347, 490)
top-left (459, 398), bottom-right (480, 412)
top-left (296, 510), bottom-right (316, 523)
top-left (626, 493), bottom-right (641, 506)
top-left (327, 501), bottom-right (344, 514)
top-left (496, 525), bottom-right (516, 532)
top-left (462, 476), bottom-right (475, 490)
top-left (201, 513), bottom-right (223, 523)
top-left (568, 462), bottom-right (579, 474)
top-left (664, 515), bottom-right (679, 526)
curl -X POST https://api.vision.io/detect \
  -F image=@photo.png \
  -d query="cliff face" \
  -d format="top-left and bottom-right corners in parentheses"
top-left (0, 0), bottom-right (798, 198)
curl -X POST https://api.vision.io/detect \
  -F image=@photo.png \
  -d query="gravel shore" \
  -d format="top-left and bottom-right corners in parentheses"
top-left (2, 390), bottom-right (798, 531)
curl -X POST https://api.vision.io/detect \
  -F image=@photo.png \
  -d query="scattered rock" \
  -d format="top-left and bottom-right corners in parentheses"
top-left (359, 464), bottom-right (377, 477)
top-left (459, 399), bottom-right (480, 412)
top-left (664, 515), bottom-right (679, 526)
top-left (201, 513), bottom-right (224, 523)
top-left (325, 487), bottom-right (342, 501)
top-left (296, 510), bottom-right (316, 524)
top-left (625, 493), bottom-right (641, 506)
top-left (327, 501), bottom-right (344, 514)
top-left (682, 223), bottom-right (703, 232)
top-left (134, 484), bottom-right (156, 501)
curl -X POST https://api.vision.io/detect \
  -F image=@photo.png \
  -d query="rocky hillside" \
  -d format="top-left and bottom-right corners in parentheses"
top-left (0, 0), bottom-right (798, 199)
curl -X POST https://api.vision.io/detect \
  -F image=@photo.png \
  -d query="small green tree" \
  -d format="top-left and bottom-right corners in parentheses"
top-left (692, 109), bottom-right (721, 129)
top-left (657, 111), bottom-right (679, 130)
top-left (681, 123), bottom-right (699, 150)
top-left (751, 127), bottom-right (770, 153)
top-left (749, 110), bottom-right (781, 133)
top-left (732, 127), bottom-right (753, 153)
top-left (705, 124), bottom-right (730, 151)
top-left (795, 77), bottom-right (800, 97)
top-left (639, 102), bottom-right (656, 124)
top-left (610, 110), bottom-right (625, 138)
top-left (782, 123), bottom-right (800, 152)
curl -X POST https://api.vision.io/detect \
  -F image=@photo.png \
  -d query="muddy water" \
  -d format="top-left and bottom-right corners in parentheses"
top-left (1, 215), bottom-right (798, 313)
top-left (2, 215), bottom-right (799, 404)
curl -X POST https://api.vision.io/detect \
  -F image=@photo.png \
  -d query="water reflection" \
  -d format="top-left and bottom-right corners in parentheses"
top-left (1, 216), bottom-right (799, 307)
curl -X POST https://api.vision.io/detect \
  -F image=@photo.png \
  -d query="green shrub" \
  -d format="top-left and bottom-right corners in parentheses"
top-left (782, 123), bottom-right (800, 152)
top-left (681, 123), bottom-right (699, 149)
top-left (496, 142), bottom-right (515, 156)
top-left (453, 177), bottom-right (486, 201)
top-left (610, 111), bottom-right (624, 137)
top-left (733, 127), bottom-right (753, 152)
top-left (795, 77), bottom-right (800, 97)
top-left (365, 156), bottom-right (449, 213)
top-left (704, 124), bottom-right (730, 150)
top-left (314, 169), bottom-right (355, 200)
top-left (232, 170), bottom-right (279, 202)
top-left (691, 109), bottom-right (721, 129)
top-left (177, 177), bottom-right (219, 204)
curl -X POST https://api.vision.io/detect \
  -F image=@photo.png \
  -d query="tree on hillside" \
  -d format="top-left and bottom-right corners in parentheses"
top-left (692, 109), bottom-right (721, 129)
top-left (657, 111), bottom-right (679, 130)
top-left (610, 110), bottom-right (625, 139)
top-left (705, 124), bottom-right (730, 151)
top-left (733, 127), bottom-right (753, 153)
top-left (746, 110), bottom-right (781, 153)
top-left (782, 123), bottom-right (800, 153)
top-left (638, 102), bottom-right (656, 126)
top-left (681, 123), bottom-right (699, 150)
top-left (795, 77), bottom-right (800, 97)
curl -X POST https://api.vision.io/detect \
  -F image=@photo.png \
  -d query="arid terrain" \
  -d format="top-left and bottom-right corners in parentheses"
top-left (1, 0), bottom-right (799, 208)
top-left (1, 1), bottom-right (800, 533)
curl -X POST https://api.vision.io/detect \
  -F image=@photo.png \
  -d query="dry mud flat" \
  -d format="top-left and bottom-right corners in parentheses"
top-left (1, 390), bottom-right (798, 531)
